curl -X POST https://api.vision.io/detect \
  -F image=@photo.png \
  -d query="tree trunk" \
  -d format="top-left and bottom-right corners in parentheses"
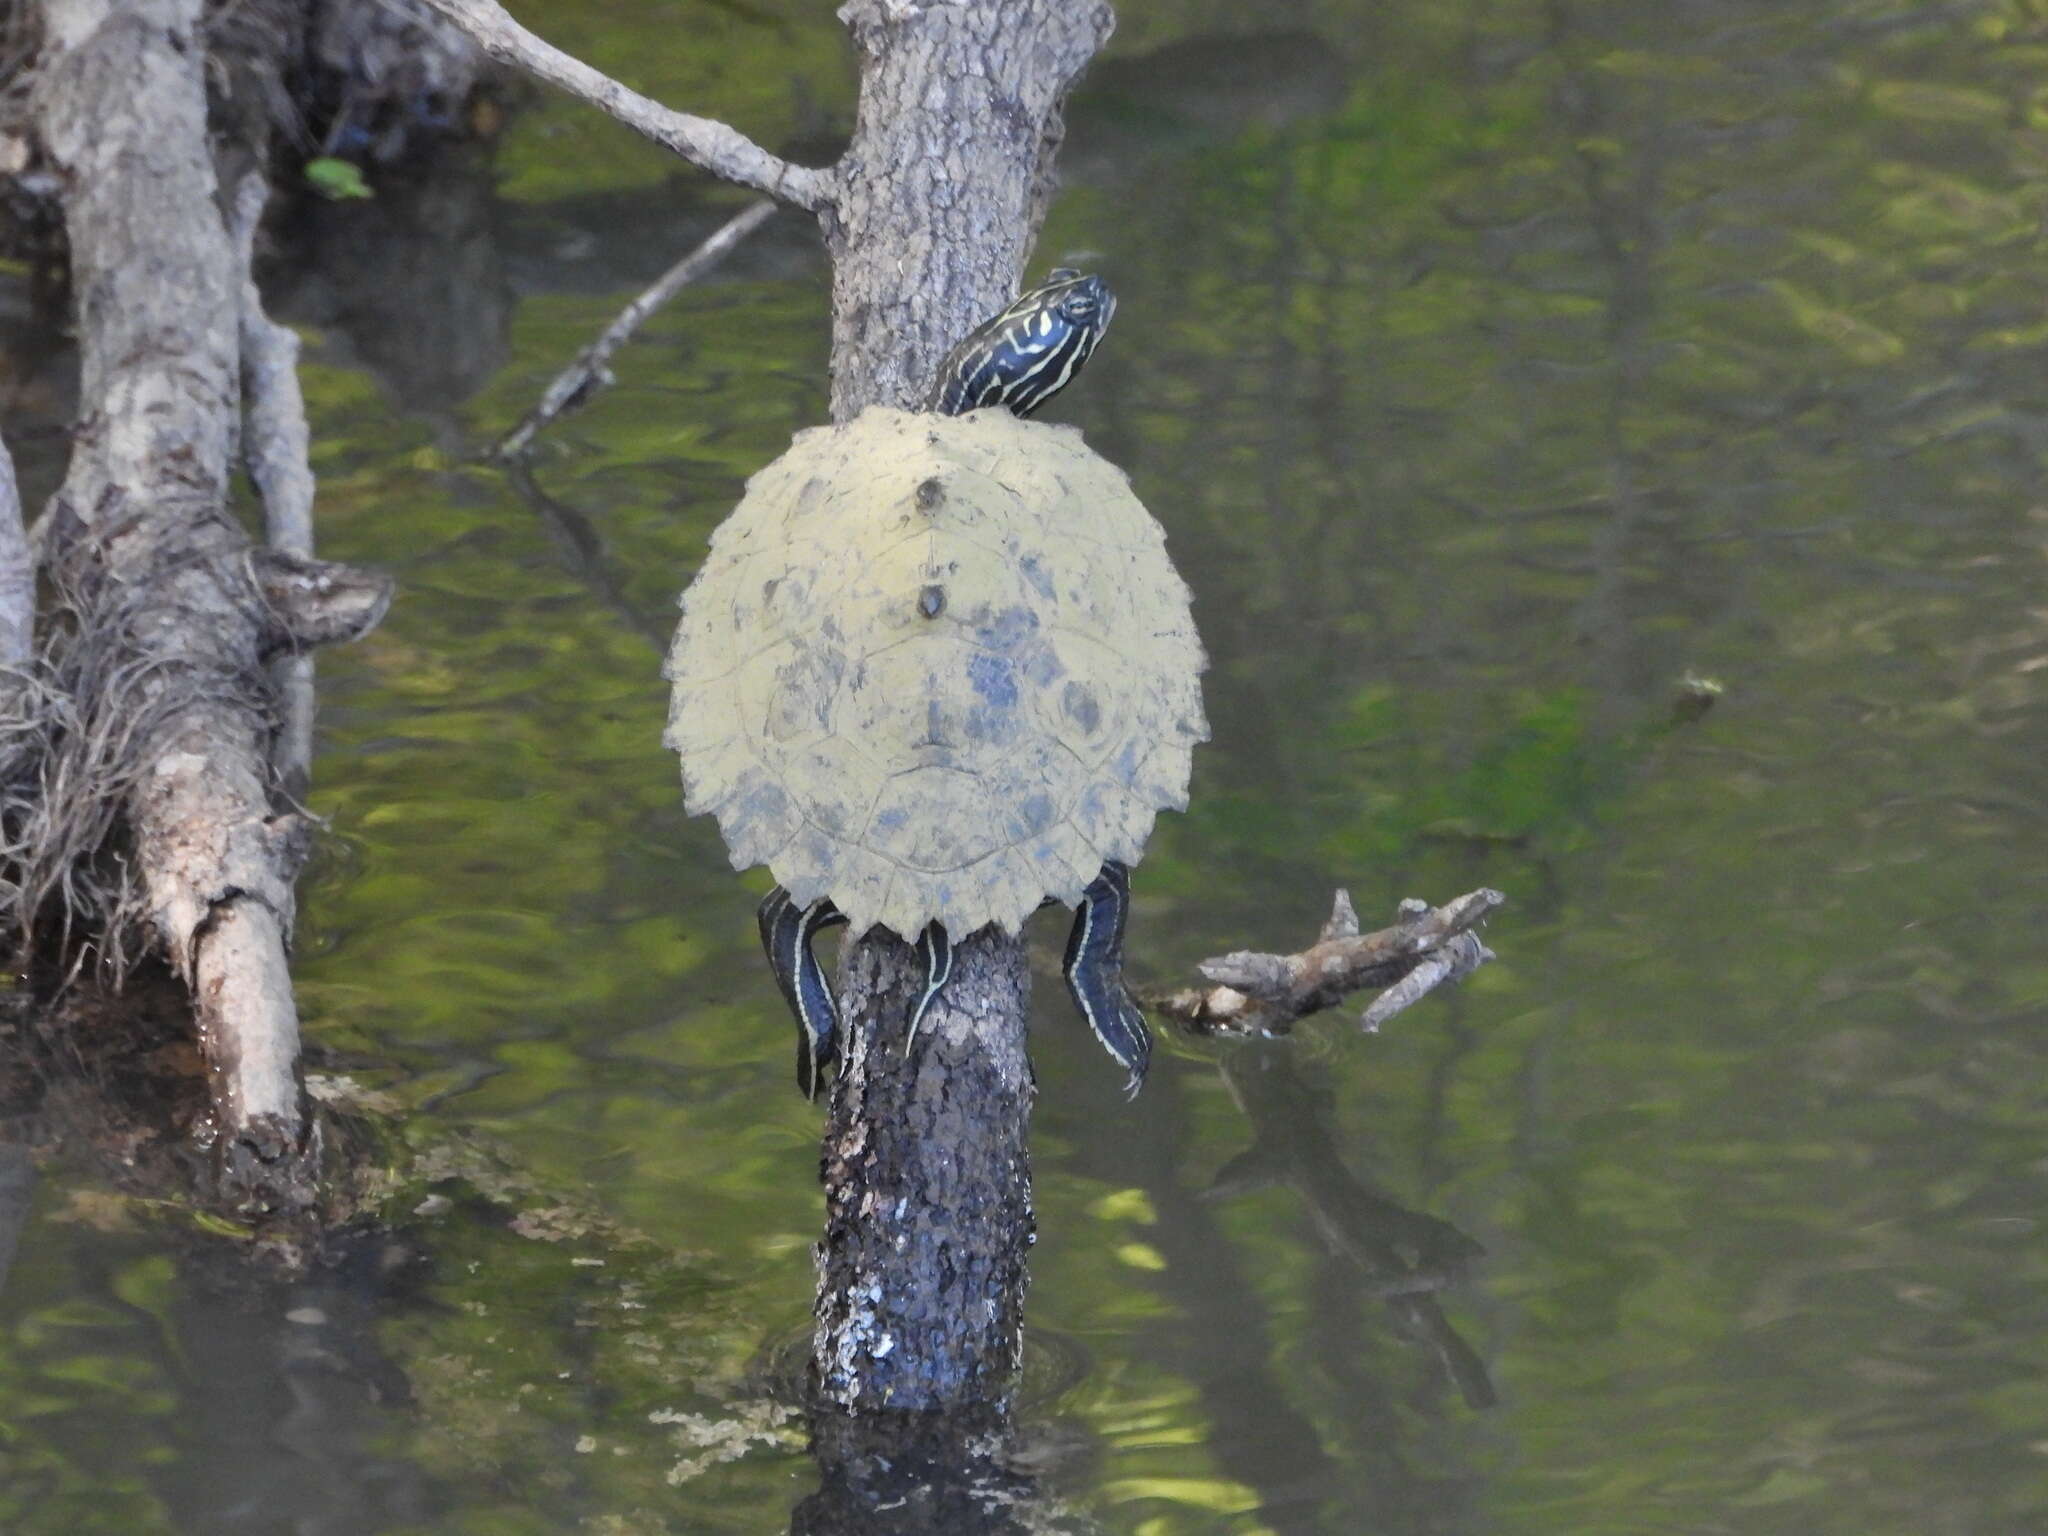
top-left (811, 0), bottom-right (1113, 1410)
top-left (413, 0), bottom-right (1116, 1407)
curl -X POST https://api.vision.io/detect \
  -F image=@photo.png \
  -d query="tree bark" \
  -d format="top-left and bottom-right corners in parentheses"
top-left (810, 0), bottom-right (1113, 1410)
top-left (32, 0), bottom-right (388, 1211)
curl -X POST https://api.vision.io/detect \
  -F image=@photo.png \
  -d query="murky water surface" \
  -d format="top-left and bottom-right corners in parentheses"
top-left (6, 1), bottom-right (2048, 1530)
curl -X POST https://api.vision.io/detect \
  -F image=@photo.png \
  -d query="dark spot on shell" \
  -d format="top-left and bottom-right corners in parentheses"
top-left (916, 476), bottom-right (946, 510)
top-left (976, 605), bottom-right (1041, 649)
top-left (877, 806), bottom-right (909, 831)
top-left (919, 584), bottom-right (946, 619)
top-left (1017, 639), bottom-right (1064, 688)
top-left (762, 576), bottom-right (781, 605)
top-left (1017, 792), bottom-right (1054, 835)
top-left (1018, 554), bottom-right (1054, 599)
top-left (968, 653), bottom-right (1019, 710)
top-left (1062, 681), bottom-right (1101, 735)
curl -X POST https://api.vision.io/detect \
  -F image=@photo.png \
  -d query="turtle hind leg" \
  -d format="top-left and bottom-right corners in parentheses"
top-left (758, 887), bottom-right (847, 1100)
top-left (902, 923), bottom-right (954, 1061)
top-left (1063, 861), bottom-right (1153, 1099)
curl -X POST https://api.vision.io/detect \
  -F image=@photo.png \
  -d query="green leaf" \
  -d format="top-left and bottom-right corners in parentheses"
top-left (304, 157), bottom-right (373, 200)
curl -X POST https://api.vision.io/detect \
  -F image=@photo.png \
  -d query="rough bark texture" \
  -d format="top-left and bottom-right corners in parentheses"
top-left (824, 0), bottom-right (1113, 418)
top-left (815, 932), bottom-right (1034, 1407)
top-left (812, 0), bottom-right (1113, 1409)
top-left (32, 0), bottom-right (385, 1210)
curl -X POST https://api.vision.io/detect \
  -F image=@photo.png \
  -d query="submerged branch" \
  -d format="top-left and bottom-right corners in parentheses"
top-left (496, 197), bottom-right (775, 459)
top-left (1150, 888), bottom-right (1503, 1038)
top-left (415, 0), bottom-right (835, 210)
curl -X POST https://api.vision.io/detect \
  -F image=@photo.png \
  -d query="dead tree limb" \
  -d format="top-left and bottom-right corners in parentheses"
top-left (1150, 888), bottom-right (1503, 1039)
top-left (32, 0), bottom-right (390, 1210)
top-left (0, 427), bottom-right (29, 666)
top-left (229, 172), bottom-right (319, 795)
top-left (415, 0), bottom-right (835, 211)
top-left (495, 196), bottom-right (776, 460)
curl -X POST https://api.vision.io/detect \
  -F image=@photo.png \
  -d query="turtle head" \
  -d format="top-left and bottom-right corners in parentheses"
top-left (1043, 268), bottom-right (1116, 334)
top-left (926, 268), bottom-right (1117, 419)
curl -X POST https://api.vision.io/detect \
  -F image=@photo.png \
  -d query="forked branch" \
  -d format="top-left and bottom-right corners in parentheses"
top-left (416, 0), bottom-right (835, 211)
top-left (1150, 888), bottom-right (1502, 1038)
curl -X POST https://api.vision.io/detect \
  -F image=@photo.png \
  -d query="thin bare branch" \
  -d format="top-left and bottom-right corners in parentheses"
top-left (0, 428), bottom-right (30, 666)
top-left (496, 197), bottom-right (776, 459)
top-left (1149, 888), bottom-right (1503, 1038)
top-left (228, 172), bottom-right (319, 794)
top-left (229, 174), bottom-right (313, 558)
top-left (416, 0), bottom-right (834, 211)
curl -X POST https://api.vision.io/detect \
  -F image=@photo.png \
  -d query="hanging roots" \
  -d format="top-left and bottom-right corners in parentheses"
top-left (0, 543), bottom-right (279, 989)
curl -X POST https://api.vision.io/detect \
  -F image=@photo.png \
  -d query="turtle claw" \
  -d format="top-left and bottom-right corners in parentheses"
top-left (1063, 861), bottom-right (1153, 1096)
top-left (759, 887), bottom-right (847, 1100)
top-left (903, 922), bottom-right (954, 1060)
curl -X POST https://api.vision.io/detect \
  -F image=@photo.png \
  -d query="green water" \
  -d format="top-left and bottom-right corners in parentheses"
top-left (6, 0), bottom-right (2048, 1530)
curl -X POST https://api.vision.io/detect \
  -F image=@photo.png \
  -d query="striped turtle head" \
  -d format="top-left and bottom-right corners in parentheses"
top-left (926, 268), bottom-right (1117, 418)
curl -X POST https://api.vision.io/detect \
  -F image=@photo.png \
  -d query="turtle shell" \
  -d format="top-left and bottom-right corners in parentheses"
top-left (663, 405), bottom-right (1207, 941)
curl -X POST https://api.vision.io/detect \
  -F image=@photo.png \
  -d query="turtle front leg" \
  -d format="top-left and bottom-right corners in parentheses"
top-left (903, 922), bottom-right (954, 1059)
top-left (758, 887), bottom-right (848, 1100)
top-left (1062, 861), bottom-right (1153, 1099)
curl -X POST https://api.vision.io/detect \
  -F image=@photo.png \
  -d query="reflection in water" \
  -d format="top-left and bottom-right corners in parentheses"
top-left (1212, 1041), bottom-right (1494, 1413)
top-left (159, 1233), bottom-right (432, 1534)
top-left (0, 1137), bottom-right (31, 1298)
top-left (794, 1406), bottom-right (1061, 1536)
top-left (268, 143), bottom-right (514, 418)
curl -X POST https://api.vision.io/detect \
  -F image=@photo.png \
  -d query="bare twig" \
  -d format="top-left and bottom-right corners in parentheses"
top-left (1150, 888), bottom-right (1503, 1038)
top-left (415, 0), bottom-right (834, 211)
top-left (0, 428), bottom-right (30, 666)
top-left (495, 197), bottom-right (776, 459)
top-left (229, 173), bottom-right (318, 793)
top-left (229, 175), bottom-right (313, 558)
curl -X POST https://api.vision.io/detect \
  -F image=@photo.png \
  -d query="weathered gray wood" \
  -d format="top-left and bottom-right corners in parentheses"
top-left (229, 172), bottom-right (318, 796)
top-left (0, 428), bottom-right (29, 666)
top-left (1153, 889), bottom-right (1503, 1038)
top-left (33, 0), bottom-right (384, 1209)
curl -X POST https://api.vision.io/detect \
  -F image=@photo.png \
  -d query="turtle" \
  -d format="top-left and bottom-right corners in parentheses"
top-left (664, 269), bottom-right (1206, 1100)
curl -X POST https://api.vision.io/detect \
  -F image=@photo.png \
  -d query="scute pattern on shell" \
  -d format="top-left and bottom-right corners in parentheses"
top-left (664, 405), bottom-right (1208, 941)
